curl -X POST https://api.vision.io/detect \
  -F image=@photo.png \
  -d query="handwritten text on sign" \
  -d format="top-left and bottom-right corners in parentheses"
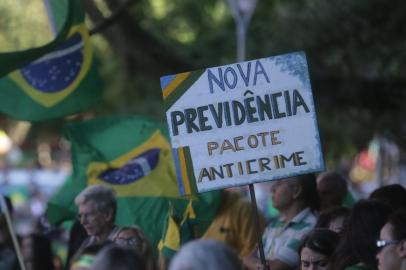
top-left (160, 51), bottom-right (324, 195)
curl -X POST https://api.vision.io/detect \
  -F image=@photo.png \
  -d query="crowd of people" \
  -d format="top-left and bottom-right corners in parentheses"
top-left (1, 171), bottom-right (406, 270)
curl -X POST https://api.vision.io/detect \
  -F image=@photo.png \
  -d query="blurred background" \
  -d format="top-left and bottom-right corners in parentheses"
top-left (0, 0), bottom-right (405, 240)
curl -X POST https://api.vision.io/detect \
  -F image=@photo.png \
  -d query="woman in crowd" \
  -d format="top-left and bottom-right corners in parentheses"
top-left (369, 184), bottom-right (406, 211)
top-left (113, 226), bottom-right (156, 270)
top-left (329, 200), bottom-right (393, 270)
top-left (20, 233), bottom-right (54, 270)
top-left (299, 229), bottom-right (340, 270)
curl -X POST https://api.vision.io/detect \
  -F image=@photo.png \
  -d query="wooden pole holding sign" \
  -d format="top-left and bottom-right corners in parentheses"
top-left (227, 0), bottom-right (257, 62)
top-left (248, 184), bottom-right (268, 269)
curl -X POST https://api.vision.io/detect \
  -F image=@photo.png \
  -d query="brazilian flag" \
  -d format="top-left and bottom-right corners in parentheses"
top-left (0, 0), bottom-right (102, 121)
top-left (46, 116), bottom-right (221, 251)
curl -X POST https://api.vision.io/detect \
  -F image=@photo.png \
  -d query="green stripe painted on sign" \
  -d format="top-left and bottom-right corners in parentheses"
top-left (183, 146), bottom-right (198, 194)
top-left (164, 69), bottom-right (205, 112)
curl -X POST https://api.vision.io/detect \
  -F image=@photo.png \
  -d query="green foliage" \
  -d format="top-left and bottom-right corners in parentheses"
top-left (88, 0), bottom-right (406, 164)
top-left (0, 0), bottom-right (53, 52)
top-left (2, 0), bottom-right (406, 165)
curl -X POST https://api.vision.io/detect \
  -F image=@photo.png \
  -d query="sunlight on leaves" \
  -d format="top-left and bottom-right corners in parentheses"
top-left (149, 0), bottom-right (174, 19)
top-left (0, 0), bottom-right (53, 52)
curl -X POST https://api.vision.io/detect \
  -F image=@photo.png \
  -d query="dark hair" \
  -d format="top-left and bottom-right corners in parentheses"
top-left (299, 229), bottom-right (340, 257)
top-left (81, 241), bottom-right (114, 256)
top-left (316, 206), bottom-right (350, 230)
top-left (317, 171), bottom-right (348, 210)
top-left (22, 233), bottom-right (55, 270)
top-left (65, 220), bottom-right (88, 269)
top-left (344, 200), bottom-right (392, 268)
top-left (296, 174), bottom-right (320, 211)
top-left (370, 184), bottom-right (406, 211)
top-left (387, 209), bottom-right (406, 240)
top-left (328, 200), bottom-right (392, 270)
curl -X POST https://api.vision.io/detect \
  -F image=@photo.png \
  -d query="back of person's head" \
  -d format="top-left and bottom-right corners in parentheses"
top-left (90, 245), bottom-right (146, 270)
top-left (21, 233), bottom-right (54, 270)
top-left (71, 242), bottom-right (114, 270)
top-left (293, 173), bottom-right (320, 212)
top-left (346, 200), bottom-right (393, 268)
top-left (370, 184), bottom-right (406, 211)
top-left (299, 228), bottom-right (340, 258)
top-left (74, 184), bottom-right (117, 220)
top-left (316, 206), bottom-right (350, 233)
top-left (169, 239), bottom-right (243, 270)
top-left (317, 171), bottom-right (348, 211)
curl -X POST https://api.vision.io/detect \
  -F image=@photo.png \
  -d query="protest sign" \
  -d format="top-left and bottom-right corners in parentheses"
top-left (161, 51), bottom-right (324, 195)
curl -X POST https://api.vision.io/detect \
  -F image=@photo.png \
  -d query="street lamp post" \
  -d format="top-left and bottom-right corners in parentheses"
top-left (227, 0), bottom-right (257, 62)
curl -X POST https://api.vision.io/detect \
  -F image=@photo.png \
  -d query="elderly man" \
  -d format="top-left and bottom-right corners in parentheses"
top-left (72, 185), bottom-right (120, 260)
top-left (376, 209), bottom-right (406, 270)
top-left (261, 174), bottom-right (320, 270)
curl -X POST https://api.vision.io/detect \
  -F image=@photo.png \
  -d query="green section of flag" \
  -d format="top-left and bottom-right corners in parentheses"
top-left (47, 175), bottom-right (79, 224)
top-left (46, 116), bottom-right (221, 251)
top-left (0, 0), bottom-right (103, 121)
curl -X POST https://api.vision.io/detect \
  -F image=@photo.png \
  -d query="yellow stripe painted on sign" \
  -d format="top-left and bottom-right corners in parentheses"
top-left (162, 72), bottom-right (191, 100)
top-left (178, 147), bottom-right (191, 195)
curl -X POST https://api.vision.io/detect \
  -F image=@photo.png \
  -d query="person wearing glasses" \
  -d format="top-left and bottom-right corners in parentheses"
top-left (113, 226), bottom-right (156, 270)
top-left (376, 209), bottom-right (406, 270)
top-left (328, 200), bottom-right (392, 270)
top-left (72, 185), bottom-right (120, 264)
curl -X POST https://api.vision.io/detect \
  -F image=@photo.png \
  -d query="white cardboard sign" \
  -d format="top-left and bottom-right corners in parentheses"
top-left (161, 51), bottom-right (324, 195)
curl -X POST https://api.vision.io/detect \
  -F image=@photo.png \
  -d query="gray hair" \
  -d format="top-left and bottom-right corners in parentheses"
top-left (74, 184), bottom-right (117, 217)
top-left (169, 239), bottom-right (243, 270)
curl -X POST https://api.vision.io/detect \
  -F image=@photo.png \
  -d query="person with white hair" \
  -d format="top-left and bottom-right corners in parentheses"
top-left (71, 185), bottom-right (120, 263)
top-left (169, 239), bottom-right (243, 270)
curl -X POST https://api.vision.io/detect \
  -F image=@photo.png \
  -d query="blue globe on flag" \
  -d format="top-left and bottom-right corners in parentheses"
top-left (99, 149), bottom-right (161, 185)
